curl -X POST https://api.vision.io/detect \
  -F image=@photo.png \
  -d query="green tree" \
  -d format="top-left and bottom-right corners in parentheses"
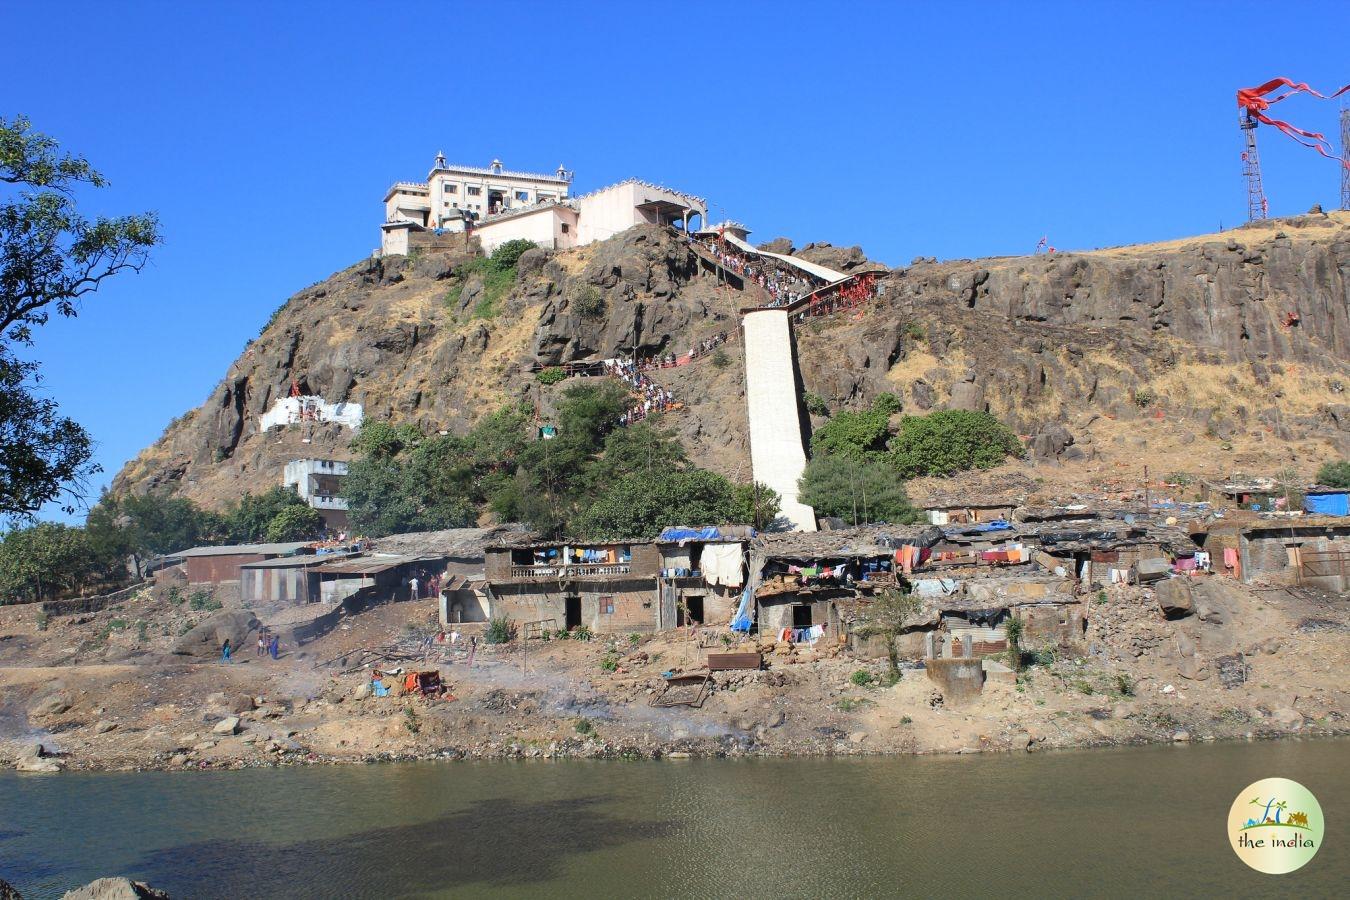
top-left (264, 504), bottom-right (324, 542)
top-left (225, 486), bottom-right (312, 542)
top-left (486, 238), bottom-right (536, 272)
top-left (854, 588), bottom-right (921, 680)
top-left (575, 469), bottom-right (760, 539)
top-left (1, 117), bottom-right (159, 520)
top-left (0, 521), bottom-right (98, 603)
top-left (730, 481), bottom-right (782, 531)
top-left (888, 410), bottom-right (1023, 478)
top-left (799, 455), bottom-right (923, 525)
top-left (1315, 460), bottom-right (1350, 489)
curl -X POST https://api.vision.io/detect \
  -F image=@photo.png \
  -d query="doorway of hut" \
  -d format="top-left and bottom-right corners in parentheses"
top-left (565, 595), bottom-right (582, 630)
top-left (677, 595), bottom-right (704, 626)
top-left (792, 604), bottom-right (813, 628)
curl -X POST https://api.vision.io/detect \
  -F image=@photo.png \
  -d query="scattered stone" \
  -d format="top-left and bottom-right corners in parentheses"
top-left (1171, 729), bottom-right (1191, 743)
top-left (93, 721), bottom-right (118, 735)
top-left (1270, 707), bottom-right (1304, 730)
top-left (231, 694), bottom-right (258, 713)
top-left (29, 695), bottom-right (72, 718)
top-left (192, 741), bottom-right (216, 752)
top-left (15, 754), bottom-right (62, 773)
top-left (849, 731), bottom-right (868, 744)
top-left (169, 754), bottom-right (189, 767)
top-left (1156, 579), bottom-right (1194, 618)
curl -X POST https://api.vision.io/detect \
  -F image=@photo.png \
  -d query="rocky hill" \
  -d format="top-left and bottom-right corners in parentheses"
top-left (112, 211), bottom-right (1350, 509)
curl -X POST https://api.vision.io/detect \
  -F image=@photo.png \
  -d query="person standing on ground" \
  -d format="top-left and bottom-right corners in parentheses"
top-left (269, 634), bottom-right (279, 660)
top-left (221, 638), bottom-right (232, 663)
top-left (257, 633), bottom-right (266, 657)
top-left (409, 575), bottom-right (420, 601)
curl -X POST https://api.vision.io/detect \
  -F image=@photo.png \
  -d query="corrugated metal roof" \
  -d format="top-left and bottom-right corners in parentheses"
top-left (239, 553), bottom-right (354, 570)
top-left (180, 541), bottom-right (311, 558)
top-left (312, 554), bottom-right (440, 575)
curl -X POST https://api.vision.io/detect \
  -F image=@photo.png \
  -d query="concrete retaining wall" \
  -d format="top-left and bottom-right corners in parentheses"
top-left (742, 309), bottom-right (815, 531)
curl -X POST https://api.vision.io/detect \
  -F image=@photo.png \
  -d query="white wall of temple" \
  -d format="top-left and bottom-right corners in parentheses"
top-left (476, 206), bottom-right (578, 254)
top-left (260, 396), bottom-right (364, 432)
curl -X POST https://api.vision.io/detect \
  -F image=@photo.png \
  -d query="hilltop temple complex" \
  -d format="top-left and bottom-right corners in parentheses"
top-left (379, 153), bottom-right (706, 257)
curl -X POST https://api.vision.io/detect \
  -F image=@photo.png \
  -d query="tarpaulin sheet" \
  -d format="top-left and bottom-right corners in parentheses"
top-left (1304, 492), bottom-right (1350, 516)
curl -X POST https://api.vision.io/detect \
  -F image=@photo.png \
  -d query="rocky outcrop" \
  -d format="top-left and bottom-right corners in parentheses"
top-left (60, 878), bottom-right (170, 900)
top-left (112, 213), bottom-right (1350, 509)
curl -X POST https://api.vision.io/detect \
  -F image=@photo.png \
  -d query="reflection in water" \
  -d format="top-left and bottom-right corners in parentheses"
top-left (1, 740), bottom-right (1346, 899)
top-left (134, 797), bottom-right (673, 899)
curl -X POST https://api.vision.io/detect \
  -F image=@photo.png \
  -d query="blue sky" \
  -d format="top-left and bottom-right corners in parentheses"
top-left (7, 1), bottom-right (1348, 520)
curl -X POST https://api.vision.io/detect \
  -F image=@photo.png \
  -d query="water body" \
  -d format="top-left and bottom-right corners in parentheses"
top-left (2, 740), bottom-right (1345, 898)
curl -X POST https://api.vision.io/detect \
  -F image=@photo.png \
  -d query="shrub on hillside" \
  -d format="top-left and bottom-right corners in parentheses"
top-left (888, 410), bottom-right (1023, 478)
top-left (1315, 460), bottom-right (1350, 488)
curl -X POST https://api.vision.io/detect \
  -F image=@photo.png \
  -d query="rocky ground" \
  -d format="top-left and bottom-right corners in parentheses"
top-left (2, 573), bottom-right (1346, 774)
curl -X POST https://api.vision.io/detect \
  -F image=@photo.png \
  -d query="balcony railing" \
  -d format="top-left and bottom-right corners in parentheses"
top-left (309, 495), bottom-right (349, 510)
top-left (509, 563), bottom-right (631, 579)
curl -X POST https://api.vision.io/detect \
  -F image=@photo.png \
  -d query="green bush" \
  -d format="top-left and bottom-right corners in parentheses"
top-left (809, 398), bottom-right (894, 460)
top-left (850, 669), bottom-right (876, 687)
top-left (802, 391), bottom-right (829, 417)
top-left (710, 349), bottom-right (729, 369)
top-left (573, 625), bottom-right (593, 642)
top-left (536, 367), bottom-right (567, 386)
top-left (600, 654), bottom-right (618, 672)
top-left (574, 718), bottom-right (594, 735)
top-left (485, 617), bottom-right (516, 644)
top-left (628, 633), bottom-right (641, 645)
top-left (188, 590), bottom-right (221, 612)
top-left (889, 410), bottom-right (1024, 478)
top-left (1315, 460), bottom-right (1350, 488)
top-left (570, 285), bottom-right (606, 320)
top-left (403, 706), bottom-right (421, 734)
top-left (1132, 388), bottom-right (1155, 409)
top-left (487, 238), bottom-right (537, 272)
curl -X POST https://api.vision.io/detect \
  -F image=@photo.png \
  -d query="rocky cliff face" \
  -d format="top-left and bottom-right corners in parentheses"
top-left (113, 212), bottom-right (1350, 508)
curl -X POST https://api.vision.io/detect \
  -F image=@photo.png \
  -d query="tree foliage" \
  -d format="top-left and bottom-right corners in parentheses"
top-left (1, 115), bottom-right (160, 344)
top-left (1315, 460), bottom-right (1350, 489)
top-left (888, 410), bottom-right (1023, 478)
top-left (575, 470), bottom-right (779, 539)
top-left (0, 352), bottom-right (96, 520)
top-left (799, 454), bottom-right (923, 525)
top-left (345, 381), bottom-right (767, 539)
top-left (0, 522), bottom-right (100, 602)
top-left (0, 115), bottom-right (160, 521)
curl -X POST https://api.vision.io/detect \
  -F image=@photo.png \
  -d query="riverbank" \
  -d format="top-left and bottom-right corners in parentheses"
top-left (2, 581), bottom-right (1347, 774)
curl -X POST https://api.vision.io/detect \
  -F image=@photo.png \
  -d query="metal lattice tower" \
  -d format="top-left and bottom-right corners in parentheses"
top-left (1341, 104), bottom-right (1349, 211)
top-left (1241, 111), bottom-right (1268, 221)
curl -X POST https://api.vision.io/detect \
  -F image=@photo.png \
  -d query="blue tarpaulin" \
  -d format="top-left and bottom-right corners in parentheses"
top-left (730, 584), bottom-right (754, 632)
top-left (659, 526), bottom-right (758, 543)
top-left (1304, 492), bottom-right (1350, 516)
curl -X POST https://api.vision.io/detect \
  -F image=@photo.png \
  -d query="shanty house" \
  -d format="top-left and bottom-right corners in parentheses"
top-left (311, 553), bottom-right (450, 605)
top-left (1200, 476), bottom-right (1284, 511)
top-left (750, 525), bottom-right (941, 641)
top-left (180, 541), bottom-right (312, 587)
top-left (1303, 486), bottom-right (1350, 517)
top-left (239, 555), bottom-right (335, 606)
top-left (655, 525), bottom-right (755, 628)
top-left (482, 534), bottom-right (661, 633)
top-left (1234, 516), bottom-right (1350, 590)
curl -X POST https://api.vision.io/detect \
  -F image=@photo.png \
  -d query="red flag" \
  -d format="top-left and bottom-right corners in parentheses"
top-left (1237, 78), bottom-right (1350, 168)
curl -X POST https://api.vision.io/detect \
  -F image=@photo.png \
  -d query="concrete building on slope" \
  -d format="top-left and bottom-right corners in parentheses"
top-left (380, 153), bottom-right (705, 257)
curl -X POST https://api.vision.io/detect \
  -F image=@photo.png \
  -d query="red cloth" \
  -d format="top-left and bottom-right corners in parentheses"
top-left (1237, 78), bottom-right (1350, 167)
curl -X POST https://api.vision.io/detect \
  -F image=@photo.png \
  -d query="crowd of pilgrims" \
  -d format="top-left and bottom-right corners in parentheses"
top-left (689, 236), bottom-right (825, 307)
top-left (603, 358), bottom-right (679, 425)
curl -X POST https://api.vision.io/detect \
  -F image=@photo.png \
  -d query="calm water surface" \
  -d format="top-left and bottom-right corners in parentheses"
top-left (1, 740), bottom-right (1346, 898)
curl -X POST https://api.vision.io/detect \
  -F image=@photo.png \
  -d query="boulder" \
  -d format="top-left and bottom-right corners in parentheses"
top-left (15, 755), bottom-right (62, 774)
top-left (757, 237), bottom-right (795, 255)
top-left (172, 611), bottom-right (259, 658)
top-left (29, 694), bottom-right (72, 719)
top-left (60, 877), bottom-right (170, 899)
top-left (212, 716), bottom-right (241, 735)
top-left (1156, 579), bottom-right (1194, 618)
top-left (1028, 422), bottom-right (1074, 461)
